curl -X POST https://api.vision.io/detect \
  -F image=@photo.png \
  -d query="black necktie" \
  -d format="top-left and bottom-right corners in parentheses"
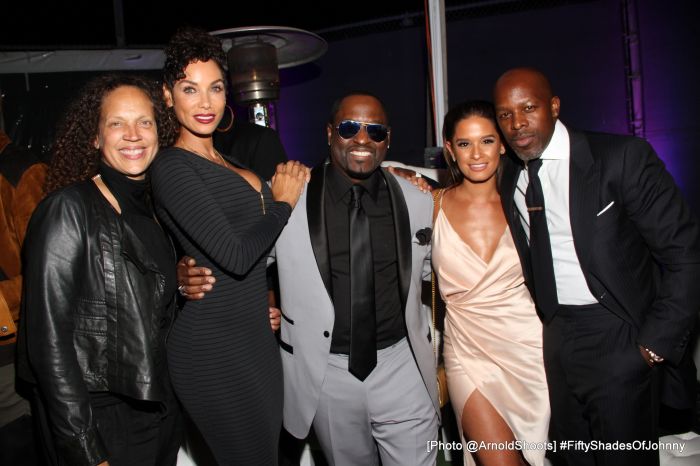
top-left (525, 159), bottom-right (559, 321)
top-left (348, 184), bottom-right (376, 381)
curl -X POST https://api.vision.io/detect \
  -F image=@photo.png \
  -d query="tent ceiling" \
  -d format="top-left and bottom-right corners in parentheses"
top-left (2, 0), bottom-right (426, 49)
top-left (1, 0), bottom-right (591, 73)
top-left (1, 0), bottom-right (585, 49)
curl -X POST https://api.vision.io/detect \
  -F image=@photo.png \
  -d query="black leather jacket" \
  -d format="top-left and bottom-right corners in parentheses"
top-left (16, 180), bottom-right (176, 466)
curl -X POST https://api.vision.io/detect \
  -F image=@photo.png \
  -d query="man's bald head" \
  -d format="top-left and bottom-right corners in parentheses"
top-left (493, 67), bottom-right (560, 162)
top-left (494, 68), bottom-right (554, 101)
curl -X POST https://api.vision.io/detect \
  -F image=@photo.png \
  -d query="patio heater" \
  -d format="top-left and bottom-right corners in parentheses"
top-left (210, 26), bottom-right (327, 128)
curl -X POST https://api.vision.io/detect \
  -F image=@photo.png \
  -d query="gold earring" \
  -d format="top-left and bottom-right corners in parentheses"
top-left (216, 105), bottom-right (234, 133)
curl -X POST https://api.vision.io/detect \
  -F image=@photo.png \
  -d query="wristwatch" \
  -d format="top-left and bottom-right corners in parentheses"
top-left (642, 346), bottom-right (664, 366)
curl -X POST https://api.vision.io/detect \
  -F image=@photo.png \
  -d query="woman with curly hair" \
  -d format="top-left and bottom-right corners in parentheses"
top-left (149, 27), bottom-right (306, 465)
top-left (16, 74), bottom-right (182, 466)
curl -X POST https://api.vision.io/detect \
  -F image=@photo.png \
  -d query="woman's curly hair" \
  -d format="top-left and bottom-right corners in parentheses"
top-left (45, 74), bottom-right (177, 193)
top-left (162, 27), bottom-right (227, 90)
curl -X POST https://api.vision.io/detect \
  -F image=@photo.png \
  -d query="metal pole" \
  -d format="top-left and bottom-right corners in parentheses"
top-left (428, 0), bottom-right (448, 147)
top-left (113, 0), bottom-right (126, 48)
top-left (621, 0), bottom-right (644, 137)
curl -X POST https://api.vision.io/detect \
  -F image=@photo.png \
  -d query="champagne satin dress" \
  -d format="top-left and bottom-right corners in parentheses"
top-left (432, 199), bottom-right (550, 466)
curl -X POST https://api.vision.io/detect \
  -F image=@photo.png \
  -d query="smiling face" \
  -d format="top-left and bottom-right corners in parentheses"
top-left (94, 85), bottom-right (158, 180)
top-left (163, 59), bottom-right (226, 142)
top-left (326, 94), bottom-right (390, 182)
top-left (493, 68), bottom-right (560, 162)
top-left (445, 116), bottom-right (505, 185)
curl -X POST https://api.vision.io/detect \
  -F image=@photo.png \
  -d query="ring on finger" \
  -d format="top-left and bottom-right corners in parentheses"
top-left (178, 285), bottom-right (188, 297)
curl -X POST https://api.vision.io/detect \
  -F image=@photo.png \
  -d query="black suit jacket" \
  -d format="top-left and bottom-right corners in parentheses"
top-left (214, 119), bottom-right (287, 180)
top-left (500, 127), bottom-right (700, 407)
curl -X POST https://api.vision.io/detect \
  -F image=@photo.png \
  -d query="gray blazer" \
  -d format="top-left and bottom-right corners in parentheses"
top-left (272, 162), bottom-right (439, 438)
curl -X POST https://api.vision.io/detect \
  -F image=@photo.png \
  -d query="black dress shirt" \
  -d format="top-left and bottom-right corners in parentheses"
top-left (325, 165), bottom-right (405, 354)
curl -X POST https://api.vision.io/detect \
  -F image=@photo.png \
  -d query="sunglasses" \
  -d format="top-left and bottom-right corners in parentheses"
top-left (336, 120), bottom-right (390, 143)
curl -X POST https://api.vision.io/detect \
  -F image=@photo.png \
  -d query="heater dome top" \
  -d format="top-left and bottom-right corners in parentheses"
top-left (210, 25), bottom-right (327, 69)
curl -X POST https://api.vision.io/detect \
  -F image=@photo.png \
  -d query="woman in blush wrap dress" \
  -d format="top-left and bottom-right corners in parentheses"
top-left (432, 101), bottom-right (549, 466)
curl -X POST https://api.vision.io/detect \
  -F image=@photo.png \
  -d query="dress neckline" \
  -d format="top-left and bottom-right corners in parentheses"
top-left (437, 208), bottom-right (509, 267)
top-left (176, 146), bottom-right (264, 195)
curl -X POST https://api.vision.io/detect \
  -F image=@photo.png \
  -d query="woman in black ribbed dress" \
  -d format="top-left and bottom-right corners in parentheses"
top-left (149, 28), bottom-right (306, 465)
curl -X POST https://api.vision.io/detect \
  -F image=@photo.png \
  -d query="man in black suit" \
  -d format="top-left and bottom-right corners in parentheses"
top-left (214, 117), bottom-right (287, 180)
top-left (493, 67), bottom-right (700, 466)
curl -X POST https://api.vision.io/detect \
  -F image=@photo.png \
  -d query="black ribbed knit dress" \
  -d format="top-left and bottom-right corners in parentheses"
top-left (150, 147), bottom-right (291, 465)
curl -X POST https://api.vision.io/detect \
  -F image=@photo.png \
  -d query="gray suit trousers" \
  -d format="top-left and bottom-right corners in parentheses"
top-left (313, 338), bottom-right (438, 466)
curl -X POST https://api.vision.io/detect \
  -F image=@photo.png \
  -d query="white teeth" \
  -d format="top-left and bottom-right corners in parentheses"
top-left (120, 148), bottom-right (145, 157)
top-left (350, 151), bottom-right (372, 157)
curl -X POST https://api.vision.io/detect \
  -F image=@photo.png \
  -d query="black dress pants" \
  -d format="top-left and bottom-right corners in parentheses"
top-left (543, 304), bottom-right (660, 466)
top-left (93, 397), bottom-right (182, 466)
top-left (35, 391), bottom-right (182, 466)
top-left (0, 414), bottom-right (40, 466)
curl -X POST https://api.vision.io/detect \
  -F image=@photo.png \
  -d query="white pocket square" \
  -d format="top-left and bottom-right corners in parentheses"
top-left (596, 201), bottom-right (614, 217)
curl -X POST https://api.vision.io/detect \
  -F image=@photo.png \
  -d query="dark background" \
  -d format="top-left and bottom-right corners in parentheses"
top-left (1, 0), bottom-right (699, 210)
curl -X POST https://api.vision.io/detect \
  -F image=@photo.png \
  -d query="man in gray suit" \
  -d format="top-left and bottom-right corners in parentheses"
top-left (179, 92), bottom-right (440, 465)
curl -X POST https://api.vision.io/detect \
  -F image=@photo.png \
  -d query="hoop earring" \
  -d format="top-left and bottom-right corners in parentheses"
top-left (216, 105), bottom-right (234, 133)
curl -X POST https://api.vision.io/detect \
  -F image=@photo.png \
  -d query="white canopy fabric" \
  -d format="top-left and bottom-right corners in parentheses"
top-left (0, 49), bottom-right (165, 74)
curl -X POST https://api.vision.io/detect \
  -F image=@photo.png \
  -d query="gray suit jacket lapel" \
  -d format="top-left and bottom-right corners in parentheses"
top-left (381, 169), bottom-right (411, 311)
top-left (306, 163), bottom-right (332, 298)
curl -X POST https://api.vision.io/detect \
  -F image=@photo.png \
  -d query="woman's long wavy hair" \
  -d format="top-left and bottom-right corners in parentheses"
top-left (442, 100), bottom-right (504, 189)
top-left (45, 74), bottom-right (177, 193)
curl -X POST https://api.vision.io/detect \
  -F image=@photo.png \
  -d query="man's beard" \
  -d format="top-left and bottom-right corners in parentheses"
top-left (514, 151), bottom-right (541, 163)
top-left (345, 166), bottom-right (375, 179)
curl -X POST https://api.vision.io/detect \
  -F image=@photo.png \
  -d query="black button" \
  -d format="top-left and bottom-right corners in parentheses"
top-left (323, 331), bottom-right (330, 338)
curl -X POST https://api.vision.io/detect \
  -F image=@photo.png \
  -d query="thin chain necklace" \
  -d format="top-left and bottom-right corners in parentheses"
top-left (178, 144), bottom-right (225, 166)
top-left (178, 144), bottom-right (266, 215)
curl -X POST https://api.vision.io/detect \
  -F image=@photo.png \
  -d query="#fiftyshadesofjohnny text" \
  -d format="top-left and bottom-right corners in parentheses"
top-left (427, 439), bottom-right (686, 454)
